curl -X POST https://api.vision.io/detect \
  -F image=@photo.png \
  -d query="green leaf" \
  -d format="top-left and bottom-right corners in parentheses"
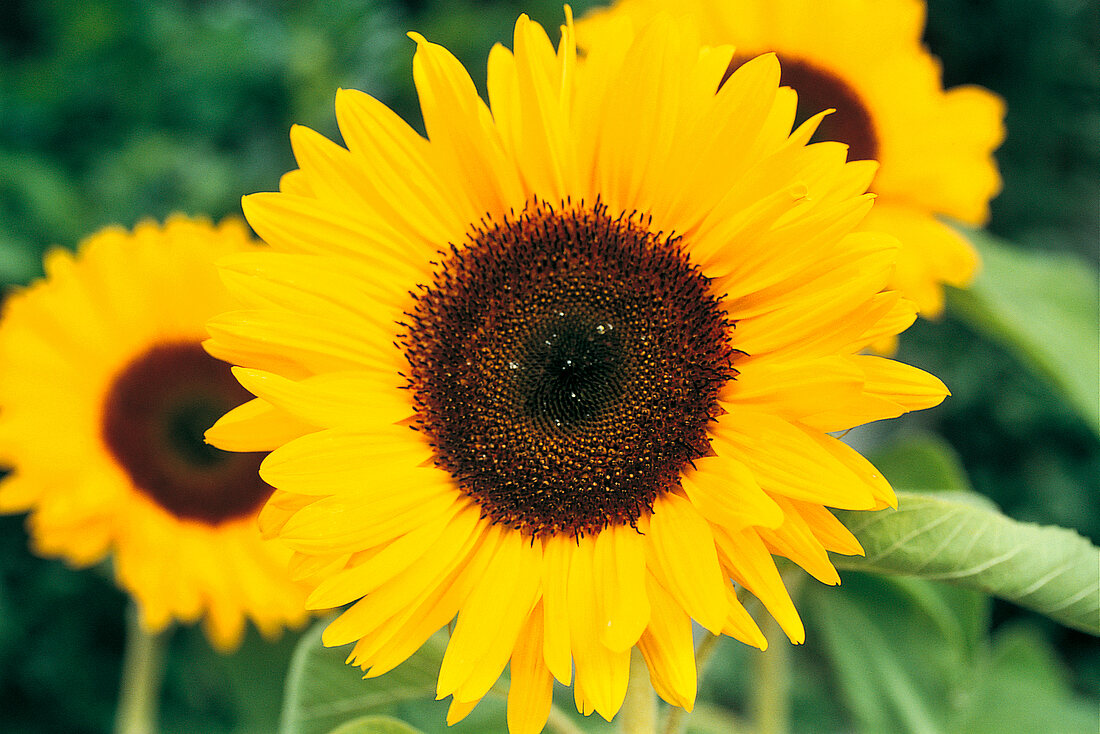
top-left (957, 623), bottom-right (1100, 734)
top-left (279, 619), bottom-right (447, 734)
top-left (947, 229), bottom-right (1100, 434)
top-left (869, 432), bottom-right (973, 494)
top-left (805, 574), bottom-right (1098, 733)
top-left (279, 620), bottom-right (516, 734)
top-left (324, 715), bottom-right (425, 734)
top-left (834, 491), bottom-right (1100, 634)
top-left (803, 573), bottom-right (988, 734)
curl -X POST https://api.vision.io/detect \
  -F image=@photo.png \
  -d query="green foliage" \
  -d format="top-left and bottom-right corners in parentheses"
top-left (160, 623), bottom-right (303, 734)
top-left (870, 432), bottom-right (974, 494)
top-left (804, 574), bottom-right (1098, 734)
top-left (835, 491), bottom-right (1100, 635)
top-left (324, 715), bottom-right (425, 734)
top-left (948, 229), bottom-right (1100, 435)
top-left (279, 623), bottom-right (513, 734)
top-left (803, 573), bottom-right (987, 734)
top-left (280, 621), bottom-right (442, 734)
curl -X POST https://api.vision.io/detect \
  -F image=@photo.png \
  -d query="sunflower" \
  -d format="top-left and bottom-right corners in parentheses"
top-left (579, 0), bottom-right (1005, 320)
top-left (205, 11), bottom-right (947, 731)
top-left (0, 216), bottom-right (309, 651)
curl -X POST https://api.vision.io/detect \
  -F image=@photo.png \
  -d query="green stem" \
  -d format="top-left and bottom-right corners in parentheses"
top-left (749, 615), bottom-right (789, 734)
top-left (113, 606), bottom-right (169, 734)
top-left (618, 647), bottom-right (658, 734)
top-left (545, 703), bottom-right (588, 734)
top-left (749, 571), bottom-right (805, 734)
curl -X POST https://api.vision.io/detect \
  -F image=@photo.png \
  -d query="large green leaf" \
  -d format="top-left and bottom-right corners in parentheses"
top-left (834, 491), bottom-right (1100, 634)
top-left (805, 573), bottom-right (1098, 733)
top-left (279, 620), bottom-right (446, 734)
top-left (279, 621), bottom-right (515, 734)
top-left (947, 229), bottom-right (1099, 434)
top-left (803, 573), bottom-right (987, 734)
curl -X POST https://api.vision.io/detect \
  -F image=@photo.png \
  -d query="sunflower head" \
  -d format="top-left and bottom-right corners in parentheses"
top-left (0, 216), bottom-right (309, 651)
top-left (579, 0), bottom-right (1006, 319)
top-left (206, 11), bottom-right (947, 730)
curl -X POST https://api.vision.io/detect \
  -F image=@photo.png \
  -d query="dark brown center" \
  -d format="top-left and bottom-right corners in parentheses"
top-left (101, 342), bottom-right (271, 525)
top-left (401, 202), bottom-right (738, 538)
top-left (721, 53), bottom-right (879, 163)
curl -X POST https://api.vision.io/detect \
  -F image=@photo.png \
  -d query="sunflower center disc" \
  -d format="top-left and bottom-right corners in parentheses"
top-left (722, 54), bottom-right (879, 163)
top-left (102, 342), bottom-right (272, 524)
top-left (403, 202), bottom-right (737, 538)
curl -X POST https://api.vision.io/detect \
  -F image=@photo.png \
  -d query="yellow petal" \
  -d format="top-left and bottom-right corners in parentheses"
top-left (644, 493), bottom-right (729, 634)
top-left (507, 603), bottom-right (555, 734)
top-left (637, 574), bottom-right (697, 710)
top-left (594, 522), bottom-right (650, 651)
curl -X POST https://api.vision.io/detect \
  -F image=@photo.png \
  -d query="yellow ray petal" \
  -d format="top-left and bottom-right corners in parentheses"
top-left (541, 533), bottom-right (575, 684)
top-left (206, 308), bottom-right (402, 376)
top-left (216, 250), bottom-right (414, 332)
top-left (637, 574), bottom-right (697, 710)
top-left (409, 32), bottom-right (525, 215)
top-left (682, 453), bottom-right (785, 531)
top-left (230, 368), bottom-right (412, 431)
top-left (721, 585), bottom-right (767, 650)
top-left (258, 424), bottom-right (434, 496)
top-left (594, 522), bottom-right (650, 651)
top-left (334, 87), bottom-right (475, 243)
top-left (241, 193), bottom-right (430, 280)
top-left (644, 493), bottom-right (729, 634)
top-left (352, 520), bottom-right (500, 677)
top-left (507, 604), bottom-right (555, 734)
top-left (712, 525), bottom-right (805, 643)
top-left (711, 411), bottom-right (876, 510)
top-left (438, 527), bottom-right (543, 702)
top-left (568, 536), bottom-right (631, 721)
top-left (306, 500), bottom-right (469, 609)
top-left (788, 499), bottom-right (864, 556)
top-left (321, 503), bottom-right (485, 647)
top-left (204, 396), bottom-right (315, 453)
top-left (756, 495), bottom-right (841, 585)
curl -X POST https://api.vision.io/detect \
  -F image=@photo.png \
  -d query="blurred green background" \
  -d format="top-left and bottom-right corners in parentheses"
top-left (0, 1), bottom-right (1096, 732)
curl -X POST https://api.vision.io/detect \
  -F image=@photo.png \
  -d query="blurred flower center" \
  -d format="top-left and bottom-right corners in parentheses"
top-left (101, 342), bottom-right (271, 524)
top-left (723, 53), bottom-right (879, 163)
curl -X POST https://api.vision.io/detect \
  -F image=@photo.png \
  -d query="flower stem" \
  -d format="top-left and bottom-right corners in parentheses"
top-left (113, 605), bottom-right (169, 734)
top-left (750, 614), bottom-right (790, 734)
top-left (545, 703), bottom-right (589, 734)
top-left (618, 647), bottom-right (657, 734)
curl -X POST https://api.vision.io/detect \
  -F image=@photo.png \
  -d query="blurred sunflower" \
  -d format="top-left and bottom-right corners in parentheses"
top-left (0, 216), bottom-right (309, 651)
top-left (579, 0), bottom-right (1005, 320)
top-left (205, 11), bottom-right (947, 732)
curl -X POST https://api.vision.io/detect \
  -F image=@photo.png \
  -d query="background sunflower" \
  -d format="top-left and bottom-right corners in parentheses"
top-left (0, 1), bottom-right (1095, 733)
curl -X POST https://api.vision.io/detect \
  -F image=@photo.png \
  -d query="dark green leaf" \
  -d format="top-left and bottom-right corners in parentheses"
top-left (804, 573), bottom-right (988, 734)
top-left (948, 229), bottom-right (1100, 434)
top-left (870, 432), bottom-right (973, 494)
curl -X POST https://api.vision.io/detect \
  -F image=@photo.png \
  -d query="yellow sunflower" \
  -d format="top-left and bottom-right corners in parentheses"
top-left (205, 11), bottom-right (947, 731)
top-left (0, 216), bottom-right (309, 651)
top-left (579, 0), bottom-right (1006, 320)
